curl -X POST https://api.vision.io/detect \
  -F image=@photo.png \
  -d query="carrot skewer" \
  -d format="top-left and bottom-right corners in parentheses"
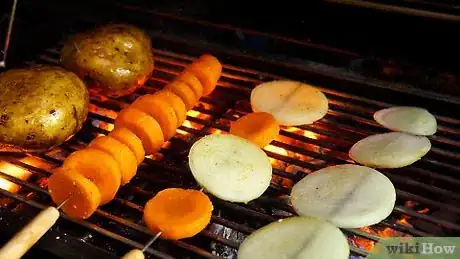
top-left (131, 94), bottom-right (178, 141)
top-left (63, 148), bottom-right (121, 205)
top-left (114, 107), bottom-right (165, 155)
top-left (109, 127), bottom-right (146, 165)
top-left (153, 90), bottom-right (187, 127)
top-left (164, 81), bottom-right (197, 110)
top-left (89, 135), bottom-right (138, 185)
top-left (185, 54), bottom-right (222, 96)
top-left (177, 71), bottom-right (203, 99)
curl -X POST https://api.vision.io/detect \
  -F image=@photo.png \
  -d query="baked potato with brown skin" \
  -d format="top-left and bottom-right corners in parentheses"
top-left (0, 65), bottom-right (89, 152)
top-left (60, 24), bottom-right (154, 98)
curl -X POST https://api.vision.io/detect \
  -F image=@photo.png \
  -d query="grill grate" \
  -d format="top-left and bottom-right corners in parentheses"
top-left (0, 26), bottom-right (459, 258)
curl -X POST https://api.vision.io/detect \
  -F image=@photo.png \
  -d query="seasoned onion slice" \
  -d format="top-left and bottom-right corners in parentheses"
top-left (250, 80), bottom-right (328, 126)
top-left (188, 134), bottom-right (272, 203)
top-left (238, 217), bottom-right (350, 259)
top-left (374, 106), bottom-right (437, 136)
top-left (349, 132), bottom-right (431, 168)
top-left (290, 164), bottom-right (396, 228)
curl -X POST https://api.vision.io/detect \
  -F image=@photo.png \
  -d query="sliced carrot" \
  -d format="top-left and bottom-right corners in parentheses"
top-left (164, 81), bottom-right (197, 111)
top-left (63, 148), bottom-right (122, 205)
top-left (153, 90), bottom-right (187, 127)
top-left (143, 188), bottom-right (213, 240)
top-left (114, 107), bottom-right (164, 155)
top-left (185, 54), bottom-right (222, 96)
top-left (229, 112), bottom-right (280, 148)
top-left (89, 136), bottom-right (138, 185)
top-left (131, 94), bottom-right (178, 140)
top-left (109, 127), bottom-right (145, 165)
top-left (177, 71), bottom-right (203, 100)
top-left (48, 167), bottom-right (101, 219)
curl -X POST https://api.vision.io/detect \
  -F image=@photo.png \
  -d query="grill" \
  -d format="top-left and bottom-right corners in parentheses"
top-left (0, 1), bottom-right (459, 258)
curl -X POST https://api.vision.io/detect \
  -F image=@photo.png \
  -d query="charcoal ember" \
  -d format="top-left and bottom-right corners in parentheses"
top-left (208, 222), bottom-right (245, 259)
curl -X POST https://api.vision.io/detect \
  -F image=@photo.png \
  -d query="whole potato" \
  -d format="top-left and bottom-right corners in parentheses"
top-left (60, 23), bottom-right (154, 98)
top-left (0, 65), bottom-right (89, 152)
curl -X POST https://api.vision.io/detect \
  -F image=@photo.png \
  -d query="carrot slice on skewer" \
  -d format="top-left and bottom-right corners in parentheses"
top-left (109, 127), bottom-right (145, 165)
top-left (89, 136), bottom-right (138, 185)
top-left (143, 188), bottom-right (213, 240)
top-left (185, 54), bottom-right (222, 96)
top-left (63, 148), bottom-right (122, 205)
top-left (153, 90), bottom-right (187, 127)
top-left (131, 94), bottom-right (178, 140)
top-left (177, 71), bottom-right (203, 100)
top-left (114, 107), bottom-right (164, 155)
top-left (48, 167), bottom-right (101, 219)
top-left (229, 112), bottom-right (280, 148)
top-left (164, 81), bottom-right (197, 111)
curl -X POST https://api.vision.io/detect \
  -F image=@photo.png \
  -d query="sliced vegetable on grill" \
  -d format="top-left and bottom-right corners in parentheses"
top-left (164, 81), bottom-right (197, 110)
top-left (177, 71), bottom-right (204, 100)
top-left (143, 188), bottom-right (213, 240)
top-left (109, 127), bottom-right (145, 165)
top-left (290, 164), bottom-right (396, 228)
top-left (114, 107), bottom-right (164, 155)
top-left (250, 80), bottom-right (328, 126)
top-left (229, 112), bottom-right (280, 148)
top-left (131, 94), bottom-right (178, 140)
top-left (238, 217), bottom-right (349, 259)
top-left (63, 148), bottom-right (122, 205)
top-left (185, 54), bottom-right (222, 96)
top-left (48, 167), bottom-right (101, 219)
top-left (89, 136), bottom-right (138, 185)
top-left (153, 90), bottom-right (187, 127)
top-left (349, 132), bottom-right (431, 168)
top-left (60, 24), bottom-right (154, 98)
top-left (189, 134), bottom-right (272, 203)
top-left (0, 65), bottom-right (89, 152)
top-left (374, 106), bottom-right (437, 136)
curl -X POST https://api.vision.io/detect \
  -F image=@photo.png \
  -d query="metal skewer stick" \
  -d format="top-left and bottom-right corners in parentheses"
top-left (0, 0), bottom-right (18, 68)
top-left (121, 187), bottom-right (204, 259)
top-left (121, 232), bottom-right (162, 259)
top-left (0, 194), bottom-right (73, 259)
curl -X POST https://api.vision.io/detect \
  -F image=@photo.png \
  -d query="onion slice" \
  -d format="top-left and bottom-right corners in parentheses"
top-left (250, 80), bottom-right (328, 126)
top-left (349, 132), bottom-right (431, 168)
top-left (188, 134), bottom-right (272, 203)
top-left (374, 106), bottom-right (437, 136)
top-left (290, 164), bottom-right (396, 228)
top-left (238, 217), bottom-right (350, 259)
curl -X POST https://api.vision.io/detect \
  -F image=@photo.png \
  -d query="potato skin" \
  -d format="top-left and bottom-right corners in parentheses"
top-left (0, 65), bottom-right (89, 152)
top-left (60, 24), bottom-right (154, 98)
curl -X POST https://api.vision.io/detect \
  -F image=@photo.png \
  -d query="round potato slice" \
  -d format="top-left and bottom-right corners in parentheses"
top-left (374, 106), bottom-right (437, 136)
top-left (189, 134), bottom-right (272, 203)
top-left (290, 164), bottom-right (396, 228)
top-left (349, 132), bottom-right (431, 168)
top-left (250, 80), bottom-right (328, 126)
top-left (238, 217), bottom-right (349, 259)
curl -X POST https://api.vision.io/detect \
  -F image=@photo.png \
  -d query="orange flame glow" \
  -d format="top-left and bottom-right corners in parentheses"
top-left (264, 144), bottom-right (288, 166)
top-left (284, 126), bottom-right (318, 140)
top-left (0, 159), bottom-right (33, 193)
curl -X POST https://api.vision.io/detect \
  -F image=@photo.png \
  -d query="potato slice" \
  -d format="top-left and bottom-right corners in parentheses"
top-left (250, 80), bottom-right (328, 126)
top-left (349, 132), bottom-right (431, 168)
top-left (238, 217), bottom-right (349, 259)
top-left (290, 164), bottom-right (396, 228)
top-left (188, 134), bottom-right (272, 203)
top-left (374, 106), bottom-right (437, 136)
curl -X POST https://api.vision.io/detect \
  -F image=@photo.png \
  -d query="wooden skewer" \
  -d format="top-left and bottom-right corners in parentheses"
top-left (121, 232), bottom-right (162, 259)
top-left (0, 195), bottom-right (73, 259)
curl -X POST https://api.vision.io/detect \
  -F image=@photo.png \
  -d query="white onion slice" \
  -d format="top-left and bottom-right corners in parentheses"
top-left (349, 132), bottom-right (431, 168)
top-left (250, 80), bottom-right (328, 126)
top-left (290, 164), bottom-right (396, 228)
top-left (188, 134), bottom-right (272, 203)
top-left (238, 217), bottom-right (349, 259)
top-left (374, 106), bottom-right (437, 136)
